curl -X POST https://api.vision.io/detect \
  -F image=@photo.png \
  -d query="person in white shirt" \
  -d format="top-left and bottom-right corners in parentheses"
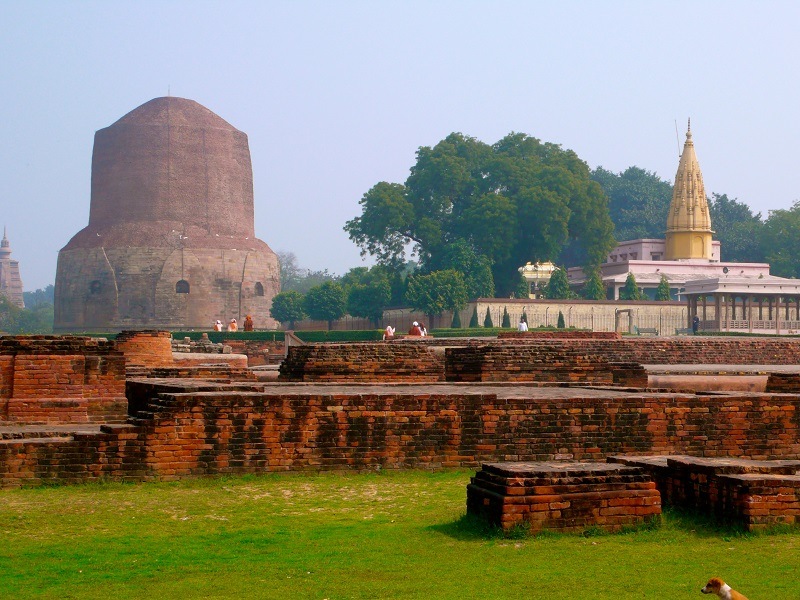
top-left (517, 318), bottom-right (529, 332)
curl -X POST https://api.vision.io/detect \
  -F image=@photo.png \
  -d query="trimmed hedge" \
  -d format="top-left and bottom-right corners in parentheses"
top-left (293, 330), bottom-right (384, 342)
top-left (172, 331), bottom-right (285, 343)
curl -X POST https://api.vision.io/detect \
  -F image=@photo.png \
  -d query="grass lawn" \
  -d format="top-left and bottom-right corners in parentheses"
top-left (1, 469), bottom-right (798, 599)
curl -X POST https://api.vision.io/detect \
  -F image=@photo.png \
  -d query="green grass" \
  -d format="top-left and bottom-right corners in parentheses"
top-left (1, 470), bottom-right (798, 599)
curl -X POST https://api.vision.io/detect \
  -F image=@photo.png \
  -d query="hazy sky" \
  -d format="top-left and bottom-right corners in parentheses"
top-left (2, 0), bottom-right (800, 290)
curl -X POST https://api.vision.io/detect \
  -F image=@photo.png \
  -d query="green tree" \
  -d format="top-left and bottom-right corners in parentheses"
top-left (619, 272), bottom-right (643, 301)
top-left (557, 310), bottom-right (566, 328)
top-left (345, 132), bottom-right (615, 296)
top-left (0, 297), bottom-right (54, 334)
top-left (23, 284), bottom-right (55, 308)
top-left (592, 166), bottom-right (672, 242)
top-left (347, 280), bottom-right (391, 327)
top-left (277, 250), bottom-right (338, 294)
top-left (469, 306), bottom-right (479, 328)
top-left (483, 306), bottom-right (494, 328)
top-left (545, 267), bottom-right (573, 299)
top-left (655, 275), bottom-right (671, 301)
top-left (581, 269), bottom-right (606, 300)
top-left (501, 307), bottom-right (511, 328)
top-left (708, 193), bottom-right (765, 263)
top-left (304, 282), bottom-right (346, 330)
top-left (761, 201), bottom-right (800, 278)
top-left (269, 290), bottom-right (306, 329)
top-left (451, 309), bottom-right (461, 328)
top-left (521, 309), bottom-right (528, 324)
top-left (341, 266), bottom-right (392, 326)
top-left (404, 270), bottom-right (468, 328)
top-left (426, 239), bottom-right (494, 298)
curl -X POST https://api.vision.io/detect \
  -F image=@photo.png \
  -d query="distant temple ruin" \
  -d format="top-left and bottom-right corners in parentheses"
top-left (54, 97), bottom-right (280, 332)
top-left (0, 228), bottom-right (24, 308)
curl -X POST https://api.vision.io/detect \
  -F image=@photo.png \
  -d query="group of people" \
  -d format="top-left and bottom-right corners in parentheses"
top-left (382, 320), bottom-right (429, 340)
top-left (408, 321), bottom-right (428, 336)
top-left (212, 315), bottom-right (255, 332)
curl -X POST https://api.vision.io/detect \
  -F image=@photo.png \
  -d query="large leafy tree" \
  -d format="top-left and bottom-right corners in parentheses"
top-left (344, 270), bottom-right (392, 327)
top-left (592, 166), bottom-right (673, 242)
top-left (761, 201), bottom-right (800, 278)
top-left (404, 269), bottom-right (468, 328)
top-left (426, 239), bottom-right (494, 298)
top-left (269, 291), bottom-right (306, 329)
top-left (345, 132), bottom-right (615, 296)
top-left (708, 193), bottom-right (765, 263)
top-left (304, 281), bottom-right (346, 330)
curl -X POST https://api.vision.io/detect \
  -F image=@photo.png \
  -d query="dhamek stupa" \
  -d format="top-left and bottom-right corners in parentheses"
top-left (54, 97), bottom-right (280, 331)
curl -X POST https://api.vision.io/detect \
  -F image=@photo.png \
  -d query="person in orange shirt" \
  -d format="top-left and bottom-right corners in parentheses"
top-left (227, 318), bottom-right (238, 332)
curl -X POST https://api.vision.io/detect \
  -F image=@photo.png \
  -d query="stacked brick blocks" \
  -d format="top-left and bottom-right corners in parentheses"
top-left (0, 336), bottom-right (126, 424)
top-left (612, 455), bottom-right (800, 531)
top-left (467, 461), bottom-right (661, 532)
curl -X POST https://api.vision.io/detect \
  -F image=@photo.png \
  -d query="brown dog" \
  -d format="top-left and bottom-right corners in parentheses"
top-left (701, 577), bottom-right (749, 600)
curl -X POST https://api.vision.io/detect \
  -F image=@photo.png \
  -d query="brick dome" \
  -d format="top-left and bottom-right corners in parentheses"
top-left (65, 96), bottom-right (258, 248)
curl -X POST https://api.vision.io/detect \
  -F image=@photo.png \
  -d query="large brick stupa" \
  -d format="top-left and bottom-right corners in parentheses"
top-left (54, 97), bottom-right (280, 331)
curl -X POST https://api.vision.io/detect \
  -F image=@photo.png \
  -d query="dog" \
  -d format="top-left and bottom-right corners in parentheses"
top-left (701, 577), bottom-right (749, 600)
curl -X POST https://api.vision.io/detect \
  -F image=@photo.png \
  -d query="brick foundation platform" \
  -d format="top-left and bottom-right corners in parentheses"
top-left (611, 455), bottom-right (800, 530)
top-left (467, 461), bottom-right (661, 532)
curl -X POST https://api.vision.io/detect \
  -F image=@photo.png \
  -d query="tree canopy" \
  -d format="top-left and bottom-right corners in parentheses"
top-left (592, 166), bottom-right (672, 242)
top-left (708, 193), bottom-right (765, 263)
top-left (762, 201), bottom-right (800, 278)
top-left (345, 132), bottom-right (615, 296)
top-left (269, 290), bottom-right (306, 329)
top-left (404, 270), bottom-right (468, 326)
top-left (303, 281), bottom-right (346, 330)
top-left (277, 250), bottom-right (338, 294)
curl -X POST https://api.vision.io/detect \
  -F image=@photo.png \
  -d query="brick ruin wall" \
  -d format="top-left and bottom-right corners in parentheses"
top-left (0, 337), bottom-right (127, 424)
top-left (279, 343), bottom-right (446, 382)
top-left (280, 337), bottom-right (800, 384)
top-left (3, 386), bottom-right (800, 487)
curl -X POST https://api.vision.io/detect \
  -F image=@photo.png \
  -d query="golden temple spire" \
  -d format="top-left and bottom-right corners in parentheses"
top-left (665, 120), bottom-right (713, 260)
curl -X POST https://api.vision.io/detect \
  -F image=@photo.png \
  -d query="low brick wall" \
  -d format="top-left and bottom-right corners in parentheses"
top-left (0, 336), bottom-right (127, 424)
top-left (498, 331), bottom-right (622, 340)
top-left (277, 337), bottom-right (800, 385)
top-left (766, 372), bottom-right (800, 393)
top-left (279, 343), bottom-right (445, 382)
top-left (3, 385), bottom-right (800, 487)
top-left (467, 461), bottom-right (660, 532)
top-left (223, 340), bottom-right (284, 366)
top-left (590, 337), bottom-right (800, 365)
